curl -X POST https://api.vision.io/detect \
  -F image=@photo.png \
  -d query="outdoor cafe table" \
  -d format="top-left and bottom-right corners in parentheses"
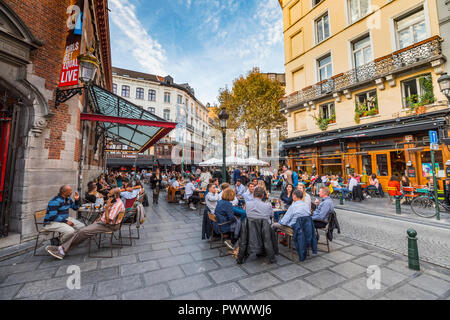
top-left (78, 205), bottom-right (104, 225)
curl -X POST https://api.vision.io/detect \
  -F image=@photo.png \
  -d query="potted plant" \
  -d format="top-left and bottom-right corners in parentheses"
top-left (311, 113), bottom-right (335, 131)
top-left (406, 76), bottom-right (436, 114)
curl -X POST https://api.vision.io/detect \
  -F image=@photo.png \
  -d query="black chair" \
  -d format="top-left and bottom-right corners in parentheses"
top-left (314, 212), bottom-right (334, 253)
top-left (207, 212), bottom-right (234, 257)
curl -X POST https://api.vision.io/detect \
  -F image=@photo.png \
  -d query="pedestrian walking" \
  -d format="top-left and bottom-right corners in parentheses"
top-left (150, 167), bottom-right (162, 204)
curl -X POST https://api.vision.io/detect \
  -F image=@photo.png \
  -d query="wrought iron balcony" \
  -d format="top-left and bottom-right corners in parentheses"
top-left (282, 36), bottom-right (444, 110)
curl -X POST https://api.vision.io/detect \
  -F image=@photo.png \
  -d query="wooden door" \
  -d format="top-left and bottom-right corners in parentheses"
top-left (371, 152), bottom-right (391, 190)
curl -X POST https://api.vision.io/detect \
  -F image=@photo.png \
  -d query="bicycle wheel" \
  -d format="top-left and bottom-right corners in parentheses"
top-left (410, 196), bottom-right (437, 218)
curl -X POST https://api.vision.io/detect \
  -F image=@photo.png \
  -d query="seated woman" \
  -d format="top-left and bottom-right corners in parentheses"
top-left (331, 177), bottom-right (350, 198)
top-left (388, 175), bottom-right (405, 204)
top-left (366, 174), bottom-right (384, 197)
top-left (257, 180), bottom-right (269, 202)
top-left (214, 188), bottom-right (241, 251)
top-left (280, 184), bottom-right (293, 207)
top-left (401, 175), bottom-right (412, 188)
top-left (297, 183), bottom-right (312, 211)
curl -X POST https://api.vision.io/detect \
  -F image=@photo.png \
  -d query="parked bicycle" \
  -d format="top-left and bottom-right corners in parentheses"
top-left (410, 188), bottom-right (450, 218)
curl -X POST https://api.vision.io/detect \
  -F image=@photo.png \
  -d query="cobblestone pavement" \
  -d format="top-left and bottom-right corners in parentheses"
top-left (0, 191), bottom-right (449, 300)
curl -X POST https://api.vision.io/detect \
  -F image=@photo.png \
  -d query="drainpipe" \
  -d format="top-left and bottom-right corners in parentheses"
top-left (77, 89), bottom-right (89, 195)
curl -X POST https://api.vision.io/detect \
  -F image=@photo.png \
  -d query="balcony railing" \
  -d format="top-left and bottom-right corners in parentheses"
top-left (282, 36), bottom-right (443, 109)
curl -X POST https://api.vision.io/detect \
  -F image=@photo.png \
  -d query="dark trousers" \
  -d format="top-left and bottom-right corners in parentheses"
top-left (188, 195), bottom-right (200, 205)
top-left (314, 221), bottom-right (327, 229)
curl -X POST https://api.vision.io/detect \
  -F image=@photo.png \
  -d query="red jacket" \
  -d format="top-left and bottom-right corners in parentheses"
top-left (387, 180), bottom-right (402, 196)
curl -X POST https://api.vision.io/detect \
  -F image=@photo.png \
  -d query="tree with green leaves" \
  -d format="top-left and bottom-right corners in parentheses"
top-left (215, 68), bottom-right (286, 159)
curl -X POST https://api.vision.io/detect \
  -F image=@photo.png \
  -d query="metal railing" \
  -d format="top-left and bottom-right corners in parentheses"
top-left (282, 36), bottom-right (442, 109)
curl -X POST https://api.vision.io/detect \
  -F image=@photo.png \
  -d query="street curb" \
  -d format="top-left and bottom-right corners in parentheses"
top-left (335, 205), bottom-right (450, 230)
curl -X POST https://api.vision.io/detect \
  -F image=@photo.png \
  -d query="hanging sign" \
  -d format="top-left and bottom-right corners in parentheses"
top-left (59, 0), bottom-right (85, 87)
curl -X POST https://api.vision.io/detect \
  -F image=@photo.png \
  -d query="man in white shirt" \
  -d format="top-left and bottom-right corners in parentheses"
top-left (205, 183), bottom-right (220, 213)
top-left (235, 179), bottom-right (246, 197)
top-left (348, 174), bottom-right (358, 192)
top-left (184, 177), bottom-right (200, 210)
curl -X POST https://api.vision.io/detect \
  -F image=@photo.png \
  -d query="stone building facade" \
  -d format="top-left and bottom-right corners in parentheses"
top-left (0, 0), bottom-right (112, 243)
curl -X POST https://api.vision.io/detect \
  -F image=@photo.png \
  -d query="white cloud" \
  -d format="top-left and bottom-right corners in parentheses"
top-left (109, 0), bottom-right (167, 75)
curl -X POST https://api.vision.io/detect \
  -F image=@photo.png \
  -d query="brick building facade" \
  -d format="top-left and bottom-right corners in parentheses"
top-left (0, 0), bottom-right (112, 242)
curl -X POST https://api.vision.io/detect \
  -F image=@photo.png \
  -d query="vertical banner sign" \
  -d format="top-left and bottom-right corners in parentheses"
top-left (59, 0), bottom-right (85, 87)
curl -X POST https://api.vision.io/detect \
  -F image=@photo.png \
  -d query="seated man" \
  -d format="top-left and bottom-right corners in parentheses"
top-left (235, 179), bottom-right (246, 197)
top-left (184, 177), bottom-right (201, 210)
top-left (272, 189), bottom-right (310, 246)
top-left (311, 187), bottom-right (334, 228)
top-left (242, 183), bottom-right (255, 203)
top-left (245, 187), bottom-right (274, 223)
top-left (45, 188), bottom-right (125, 260)
top-left (205, 183), bottom-right (221, 213)
top-left (42, 185), bottom-right (85, 245)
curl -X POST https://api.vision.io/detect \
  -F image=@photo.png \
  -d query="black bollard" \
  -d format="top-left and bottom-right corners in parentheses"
top-left (407, 229), bottom-right (420, 271)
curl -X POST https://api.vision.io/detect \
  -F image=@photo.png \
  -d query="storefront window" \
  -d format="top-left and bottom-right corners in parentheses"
top-left (320, 157), bottom-right (342, 176)
top-left (420, 151), bottom-right (443, 178)
top-left (376, 154), bottom-right (389, 176)
top-left (362, 155), bottom-right (372, 175)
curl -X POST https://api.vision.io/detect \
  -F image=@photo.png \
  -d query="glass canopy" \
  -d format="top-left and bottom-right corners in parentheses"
top-left (85, 85), bottom-right (176, 153)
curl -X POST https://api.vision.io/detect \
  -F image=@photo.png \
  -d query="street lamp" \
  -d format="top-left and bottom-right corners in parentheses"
top-left (437, 72), bottom-right (450, 103)
top-left (218, 107), bottom-right (229, 183)
top-left (55, 48), bottom-right (99, 108)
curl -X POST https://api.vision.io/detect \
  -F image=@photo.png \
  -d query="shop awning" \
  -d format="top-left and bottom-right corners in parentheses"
top-left (85, 85), bottom-right (177, 153)
top-left (283, 117), bottom-right (447, 149)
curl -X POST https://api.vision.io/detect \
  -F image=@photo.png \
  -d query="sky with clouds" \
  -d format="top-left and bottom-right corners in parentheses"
top-left (109, 0), bottom-right (285, 105)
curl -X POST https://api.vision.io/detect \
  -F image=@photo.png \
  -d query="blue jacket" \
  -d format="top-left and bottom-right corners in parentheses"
top-left (214, 200), bottom-right (235, 233)
top-left (292, 171), bottom-right (299, 188)
top-left (44, 195), bottom-right (81, 224)
top-left (293, 216), bottom-right (318, 261)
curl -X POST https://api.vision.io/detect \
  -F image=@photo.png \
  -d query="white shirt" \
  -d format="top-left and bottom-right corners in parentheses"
top-left (348, 178), bottom-right (358, 192)
top-left (172, 180), bottom-right (180, 188)
top-left (185, 182), bottom-right (195, 199)
top-left (331, 180), bottom-right (340, 188)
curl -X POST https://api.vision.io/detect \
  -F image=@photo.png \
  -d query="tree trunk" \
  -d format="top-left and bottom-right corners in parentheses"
top-left (256, 128), bottom-right (260, 160)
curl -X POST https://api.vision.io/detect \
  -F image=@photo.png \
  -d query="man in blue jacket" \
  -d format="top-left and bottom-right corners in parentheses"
top-left (312, 187), bottom-right (334, 228)
top-left (42, 185), bottom-right (85, 245)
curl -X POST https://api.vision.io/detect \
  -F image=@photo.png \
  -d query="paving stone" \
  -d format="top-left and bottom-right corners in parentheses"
top-left (138, 249), bottom-right (172, 261)
top-left (352, 255), bottom-right (389, 268)
top-left (81, 267), bottom-right (120, 284)
top-left (96, 275), bottom-right (142, 297)
top-left (385, 260), bottom-right (421, 277)
top-left (213, 255), bottom-right (238, 267)
top-left (39, 284), bottom-right (95, 300)
top-left (271, 279), bottom-right (321, 300)
top-left (54, 260), bottom-right (98, 277)
top-left (424, 269), bottom-right (450, 283)
top-left (97, 295), bottom-right (118, 300)
top-left (143, 266), bottom-right (185, 287)
top-left (163, 233), bottom-right (191, 241)
top-left (199, 282), bottom-right (246, 300)
top-left (208, 266), bottom-right (248, 284)
top-left (122, 284), bottom-right (170, 300)
top-left (341, 276), bottom-right (386, 299)
top-left (385, 284), bottom-right (438, 300)
top-left (270, 264), bottom-right (310, 281)
top-left (341, 245), bottom-right (370, 256)
top-left (158, 254), bottom-right (194, 268)
top-left (15, 277), bottom-right (68, 299)
top-left (331, 239), bottom-right (352, 247)
top-left (100, 255), bottom-right (137, 269)
top-left (171, 292), bottom-right (201, 300)
top-left (120, 260), bottom-right (160, 276)
top-left (300, 256), bottom-right (335, 271)
top-left (274, 255), bottom-right (292, 266)
top-left (168, 274), bottom-right (212, 296)
top-left (1, 267), bottom-right (58, 287)
top-left (312, 287), bottom-right (361, 300)
top-left (0, 262), bottom-right (40, 275)
top-left (190, 249), bottom-right (221, 261)
top-left (304, 270), bottom-right (347, 289)
top-left (152, 240), bottom-right (181, 251)
top-left (408, 274), bottom-right (450, 296)
top-left (370, 251), bottom-right (396, 261)
top-left (330, 262), bottom-right (367, 279)
top-left (238, 273), bottom-right (281, 293)
top-left (0, 284), bottom-right (22, 300)
top-left (170, 244), bottom-right (202, 255)
top-left (118, 244), bottom-right (154, 255)
top-left (243, 291), bottom-right (281, 300)
top-left (38, 254), bottom-right (85, 270)
top-left (240, 259), bottom-right (278, 274)
top-left (181, 260), bottom-right (219, 276)
top-left (379, 267), bottom-right (408, 287)
top-left (321, 251), bottom-right (355, 264)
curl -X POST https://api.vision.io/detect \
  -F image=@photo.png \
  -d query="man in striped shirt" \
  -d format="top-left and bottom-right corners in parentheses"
top-left (46, 188), bottom-right (125, 260)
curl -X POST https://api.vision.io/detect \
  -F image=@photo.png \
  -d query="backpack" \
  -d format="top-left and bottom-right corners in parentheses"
top-left (292, 171), bottom-right (299, 187)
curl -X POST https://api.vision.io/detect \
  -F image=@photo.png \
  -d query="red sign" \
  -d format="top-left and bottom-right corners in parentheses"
top-left (59, 0), bottom-right (85, 87)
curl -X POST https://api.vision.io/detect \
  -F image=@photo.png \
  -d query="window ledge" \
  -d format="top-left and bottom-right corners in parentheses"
top-left (359, 114), bottom-right (381, 121)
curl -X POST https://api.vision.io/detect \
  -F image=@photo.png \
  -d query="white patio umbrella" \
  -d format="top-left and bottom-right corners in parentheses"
top-left (199, 158), bottom-right (221, 166)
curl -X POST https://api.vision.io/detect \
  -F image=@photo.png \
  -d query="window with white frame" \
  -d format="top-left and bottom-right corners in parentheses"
top-left (121, 85), bottom-right (130, 97)
top-left (320, 102), bottom-right (335, 121)
top-left (163, 109), bottom-right (170, 120)
top-left (315, 13), bottom-right (330, 43)
top-left (136, 87), bottom-right (144, 100)
top-left (164, 92), bottom-right (171, 103)
top-left (395, 8), bottom-right (427, 49)
top-left (148, 107), bottom-right (155, 114)
top-left (352, 35), bottom-right (373, 68)
top-left (348, 0), bottom-right (370, 24)
top-left (355, 90), bottom-right (378, 115)
top-left (148, 89), bottom-right (156, 101)
top-left (113, 83), bottom-right (117, 94)
top-left (317, 54), bottom-right (333, 81)
top-left (401, 73), bottom-right (434, 108)
top-left (177, 95), bottom-right (183, 104)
